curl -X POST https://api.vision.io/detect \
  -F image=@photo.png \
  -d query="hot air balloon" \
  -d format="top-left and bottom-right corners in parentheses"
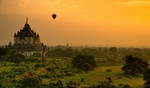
top-left (52, 14), bottom-right (57, 19)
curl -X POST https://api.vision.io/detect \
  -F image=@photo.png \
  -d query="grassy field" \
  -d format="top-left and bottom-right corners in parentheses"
top-left (0, 58), bottom-right (146, 88)
top-left (59, 66), bottom-right (144, 88)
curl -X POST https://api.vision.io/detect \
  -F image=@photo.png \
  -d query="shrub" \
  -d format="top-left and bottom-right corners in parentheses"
top-left (12, 67), bottom-right (27, 75)
top-left (8, 53), bottom-right (25, 63)
top-left (49, 80), bottom-right (64, 88)
top-left (122, 55), bottom-right (149, 75)
top-left (144, 69), bottom-right (150, 88)
top-left (66, 81), bottom-right (80, 88)
top-left (91, 81), bottom-right (131, 88)
top-left (92, 81), bottom-right (117, 88)
top-left (0, 48), bottom-right (7, 56)
top-left (19, 77), bottom-right (42, 88)
top-left (122, 85), bottom-right (131, 88)
top-left (72, 54), bottom-right (96, 71)
top-left (106, 69), bottom-right (112, 72)
top-left (34, 64), bottom-right (42, 70)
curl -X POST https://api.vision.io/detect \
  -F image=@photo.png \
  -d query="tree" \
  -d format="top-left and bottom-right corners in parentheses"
top-left (122, 55), bottom-right (149, 75)
top-left (109, 47), bottom-right (117, 53)
top-left (41, 45), bottom-right (47, 63)
top-left (19, 77), bottom-right (42, 88)
top-left (144, 69), bottom-right (150, 88)
top-left (72, 54), bottom-right (96, 71)
top-left (0, 48), bottom-right (7, 56)
top-left (109, 47), bottom-right (118, 60)
top-left (8, 51), bottom-right (25, 63)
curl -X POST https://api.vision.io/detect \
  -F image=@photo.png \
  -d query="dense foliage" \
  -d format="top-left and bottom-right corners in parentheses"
top-left (72, 54), bottom-right (96, 71)
top-left (8, 52), bottom-right (25, 63)
top-left (144, 69), bottom-right (150, 88)
top-left (46, 46), bottom-right (150, 61)
top-left (92, 81), bottom-right (131, 88)
top-left (46, 47), bottom-right (79, 58)
top-left (0, 47), bottom-right (150, 88)
top-left (19, 77), bottom-right (42, 88)
top-left (0, 48), bottom-right (7, 56)
top-left (122, 55), bottom-right (149, 75)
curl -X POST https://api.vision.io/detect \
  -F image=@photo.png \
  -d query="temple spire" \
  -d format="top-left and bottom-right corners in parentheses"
top-left (24, 17), bottom-right (30, 30)
top-left (26, 17), bottom-right (28, 24)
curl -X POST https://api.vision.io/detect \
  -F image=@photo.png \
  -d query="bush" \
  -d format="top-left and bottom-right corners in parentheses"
top-left (93, 81), bottom-right (117, 88)
top-left (106, 69), bottom-right (112, 72)
top-left (12, 67), bottom-right (27, 74)
top-left (66, 81), bottom-right (80, 88)
top-left (0, 48), bottom-right (7, 56)
top-left (34, 64), bottom-right (42, 70)
top-left (8, 52), bottom-right (25, 63)
top-left (19, 77), bottom-right (42, 88)
top-left (72, 54), bottom-right (96, 71)
top-left (91, 81), bottom-right (131, 88)
top-left (122, 85), bottom-right (131, 88)
top-left (144, 69), bottom-right (150, 88)
top-left (122, 55), bottom-right (149, 75)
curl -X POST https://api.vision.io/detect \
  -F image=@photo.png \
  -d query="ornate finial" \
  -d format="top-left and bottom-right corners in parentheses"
top-left (26, 17), bottom-right (28, 24)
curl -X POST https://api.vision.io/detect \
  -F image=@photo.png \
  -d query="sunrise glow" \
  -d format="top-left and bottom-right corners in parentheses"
top-left (1, 0), bottom-right (150, 47)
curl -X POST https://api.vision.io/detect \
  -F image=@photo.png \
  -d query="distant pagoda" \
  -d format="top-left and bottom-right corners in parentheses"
top-left (13, 18), bottom-right (45, 56)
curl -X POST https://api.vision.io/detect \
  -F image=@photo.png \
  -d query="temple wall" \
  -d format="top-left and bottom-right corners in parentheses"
top-left (34, 38), bottom-right (40, 45)
top-left (25, 37), bottom-right (34, 44)
top-left (22, 51), bottom-right (35, 57)
top-left (15, 37), bottom-right (35, 45)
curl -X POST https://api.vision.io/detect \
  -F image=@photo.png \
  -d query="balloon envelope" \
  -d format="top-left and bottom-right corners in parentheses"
top-left (52, 14), bottom-right (56, 19)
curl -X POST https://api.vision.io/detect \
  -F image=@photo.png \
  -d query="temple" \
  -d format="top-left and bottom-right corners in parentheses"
top-left (13, 18), bottom-right (45, 56)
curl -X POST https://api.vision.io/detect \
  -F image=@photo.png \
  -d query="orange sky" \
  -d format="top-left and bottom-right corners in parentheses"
top-left (1, 0), bottom-right (150, 47)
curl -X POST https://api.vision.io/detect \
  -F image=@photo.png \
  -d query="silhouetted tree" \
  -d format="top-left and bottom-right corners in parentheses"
top-left (109, 47), bottom-right (117, 53)
top-left (0, 48), bottom-right (7, 56)
top-left (122, 55), bottom-right (149, 75)
top-left (8, 50), bottom-right (25, 63)
top-left (19, 77), bottom-right (41, 88)
top-left (41, 44), bottom-right (47, 63)
top-left (144, 69), bottom-right (150, 88)
top-left (56, 80), bottom-right (64, 88)
top-left (109, 47), bottom-right (118, 59)
top-left (72, 54), bottom-right (96, 71)
top-left (46, 46), bottom-right (79, 58)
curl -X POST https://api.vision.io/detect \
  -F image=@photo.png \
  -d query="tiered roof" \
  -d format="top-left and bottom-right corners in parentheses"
top-left (14, 18), bottom-right (39, 39)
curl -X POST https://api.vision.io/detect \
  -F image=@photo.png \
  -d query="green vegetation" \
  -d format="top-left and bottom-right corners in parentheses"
top-left (0, 48), bottom-right (7, 56)
top-left (144, 69), bottom-right (150, 88)
top-left (0, 46), bottom-right (150, 88)
top-left (19, 77), bottom-right (42, 88)
top-left (122, 55), bottom-right (149, 76)
top-left (72, 54), bottom-right (96, 71)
